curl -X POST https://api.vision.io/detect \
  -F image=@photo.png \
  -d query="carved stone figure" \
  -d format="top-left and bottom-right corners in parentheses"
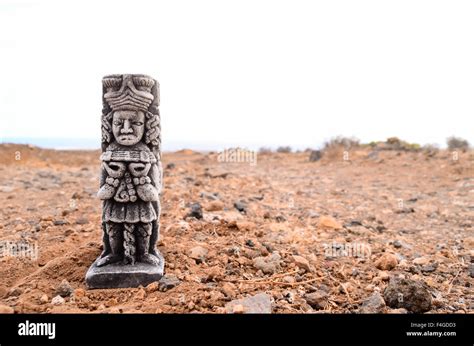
top-left (86, 74), bottom-right (164, 288)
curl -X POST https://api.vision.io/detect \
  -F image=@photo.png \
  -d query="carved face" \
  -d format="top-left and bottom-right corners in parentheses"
top-left (112, 110), bottom-right (145, 146)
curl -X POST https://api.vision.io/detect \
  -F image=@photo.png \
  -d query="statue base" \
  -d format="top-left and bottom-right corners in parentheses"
top-left (85, 252), bottom-right (165, 289)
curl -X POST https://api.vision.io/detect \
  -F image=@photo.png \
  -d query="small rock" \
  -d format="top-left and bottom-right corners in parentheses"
top-left (56, 279), bottom-right (73, 297)
top-left (64, 228), bottom-right (75, 236)
top-left (200, 191), bottom-right (220, 200)
top-left (275, 215), bottom-right (287, 223)
top-left (379, 271), bottom-right (390, 281)
top-left (304, 291), bottom-right (328, 310)
top-left (39, 294), bottom-right (49, 304)
top-left (293, 255), bottom-right (311, 272)
top-left (205, 200), bottom-right (224, 212)
top-left (53, 220), bottom-right (68, 226)
top-left (282, 276), bottom-right (295, 284)
top-left (158, 275), bottom-right (181, 292)
top-left (383, 277), bottom-right (432, 313)
top-left (187, 203), bottom-right (203, 219)
top-left (309, 150), bottom-right (322, 162)
top-left (318, 216), bottom-right (342, 229)
top-left (245, 239), bottom-right (255, 247)
top-left (253, 253), bottom-right (281, 274)
top-left (236, 221), bottom-right (255, 232)
top-left (413, 256), bottom-right (430, 266)
top-left (75, 217), bottom-right (89, 225)
top-left (234, 201), bottom-right (247, 214)
top-left (166, 221), bottom-right (191, 234)
top-left (220, 282), bottom-right (237, 298)
top-left (421, 262), bottom-right (438, 273)
top-left (225, 293), bottom-right (272, 313)
top-left (468, 264), bottom-right (474, 278)
top-left (375, 253), bottom-right (398, 271)
top-left (188, 246), bottom-right (208, 263)
top-left (51, 295), bottom-right (65, 305)
top-left (0, 304), bottom-right (14, 313)
top-left (358, 292), bottom-right (386, 313)
top-left (145, 281), bottom-right (159, 293)
top-left (232, 304), bottom-right (245, 314)
top-left (393, 240), bottom-right (403, 248)
top-left (73, 288), bottom-right (85, 299)
top-left (166, 163), bottom-right (176, 169)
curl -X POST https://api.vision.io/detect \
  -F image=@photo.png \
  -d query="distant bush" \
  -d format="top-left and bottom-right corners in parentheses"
top-left (383, 137), bottom-right (420, 151)
top-left (276, 146), bottom-right (292, 153)
top-left (422, 143), bottom-right (439, 157)
top-left (258, 147), bottom-right (273, 154)
top-left (447, 136), bottom-right (469, 151)
top-left (323, 136), bottom-right (360, 150)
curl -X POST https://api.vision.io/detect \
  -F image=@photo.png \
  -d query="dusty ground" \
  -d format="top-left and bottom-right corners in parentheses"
top-left (0, 143), bottom-right (472, 313)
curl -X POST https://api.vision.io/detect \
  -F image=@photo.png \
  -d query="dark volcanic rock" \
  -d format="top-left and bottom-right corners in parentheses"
top-left (383, 277), bottom-right (432, 313)
top-left (187, 203), bottom-right (203, 219)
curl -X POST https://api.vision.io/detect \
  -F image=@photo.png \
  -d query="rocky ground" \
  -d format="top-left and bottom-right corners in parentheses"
top-left (0, 143), bottom-right (472, 314)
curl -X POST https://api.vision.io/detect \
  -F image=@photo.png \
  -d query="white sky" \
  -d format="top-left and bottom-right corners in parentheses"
top-left (0, 0), bottom-right (473, 150)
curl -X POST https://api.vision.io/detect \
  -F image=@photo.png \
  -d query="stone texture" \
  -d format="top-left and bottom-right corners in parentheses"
top-left (253, 253), bottom-right (281, 274)
top-left (86, 252), bottom-right (164, 289)
top-left (52, 295), bottom-right (65, 305)
top-left (358, 292), bottom-right (386, 313)
top-left (158, 275), bottom-right (181, 292)
top-left (225, 293), bottom-right (272, 313)
top-left (293, 255), bottom-right (311, 272)
top-left (304, 291), bottom-right (328, 310)
top-left (383, 277), bottom-right (432, 313)
top-left (375, 253), bottom-right (398, 271)
top-left (318, 216), bottom-right (342, 229)
top-left (0, 304), bottom-right (14, 313)
top-left (86, 74), bottom-right (164, 288)
top-left (188, 246), bottom-right (208, 263)
top-left (56, 279), bottom-right (73, 297)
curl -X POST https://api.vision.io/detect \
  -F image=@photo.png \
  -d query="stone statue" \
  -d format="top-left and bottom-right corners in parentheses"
top-left (86, 74), bottom-right (164, 288)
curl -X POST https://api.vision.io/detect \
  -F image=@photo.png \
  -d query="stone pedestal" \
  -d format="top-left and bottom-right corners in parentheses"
top-left (86, 251), bottom-right (164, 289)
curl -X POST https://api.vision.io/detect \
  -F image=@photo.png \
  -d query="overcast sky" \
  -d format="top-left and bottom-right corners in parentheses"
top-left (0, 0), bottom-right (473, 150)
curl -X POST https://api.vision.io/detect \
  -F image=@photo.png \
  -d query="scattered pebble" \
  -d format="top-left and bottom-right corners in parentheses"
top-left (234, 201), bottom-right (247, 214)
top-left (292, 255), bottom-right (311, 272)
top-left (318, 216), bottom-right (342, 230)
top-left (358, 292), bottom-right (386, 313)
top-left (421, 262), bottom-right (438, 273)
top-left (413, 256), bottom-right (430, 266)
top-left (375, 253), bottom-right (398, 271)
top-left (188, 246), bottom-right (208, 263)
top-left (253, 253), bottom-right (281, 274)
top-left (56, 279), bottom-right (73, 297)
top-left (158, 275), bottom-right (181, 292)
top-left (52, 295), bottom-right (65, 305)
top-left (187, 203), bottom-right (203, 219)
top-left (304, 291), bottom-right (328, 310)
top-left (39, 294), bottom-right (49, 304)
top-left (205, 200), bottom-right (224, 211)
top-left (53, 220), bottom-right (68, 226)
